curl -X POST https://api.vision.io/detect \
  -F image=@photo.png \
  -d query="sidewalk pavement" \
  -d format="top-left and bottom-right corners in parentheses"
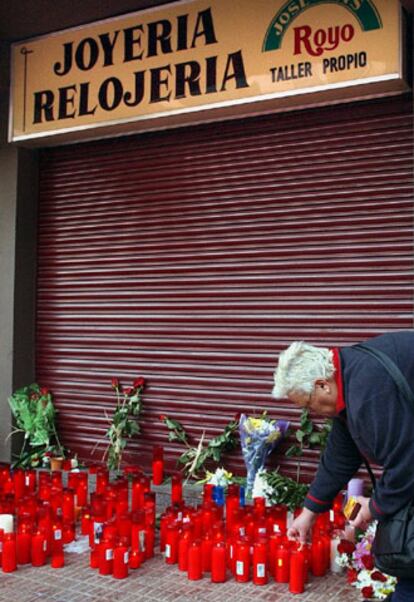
top-left (0, 548), bottom-right (361, 602)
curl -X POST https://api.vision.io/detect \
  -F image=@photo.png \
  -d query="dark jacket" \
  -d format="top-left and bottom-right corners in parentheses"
top-left (304, 330), bottom-right (414, 521)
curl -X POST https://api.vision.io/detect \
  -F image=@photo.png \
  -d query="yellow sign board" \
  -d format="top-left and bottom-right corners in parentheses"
top-left (9, 0), bottom-right (407, 144)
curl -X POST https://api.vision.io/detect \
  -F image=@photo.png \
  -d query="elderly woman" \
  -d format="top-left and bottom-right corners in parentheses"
top-left (273, 330), bottom-right (414, 602)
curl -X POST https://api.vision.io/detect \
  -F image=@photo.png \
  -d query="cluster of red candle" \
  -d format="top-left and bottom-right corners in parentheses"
top-left (0, 464), bottom-right (85, 572)
top-left (85, 466), bottom-right (156, 579)
top-left (160, 481), bottom-right (346, 594)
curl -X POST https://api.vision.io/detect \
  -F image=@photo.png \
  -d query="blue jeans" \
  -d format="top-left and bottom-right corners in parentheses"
top-left (392, 579), bottom-right (414, 602)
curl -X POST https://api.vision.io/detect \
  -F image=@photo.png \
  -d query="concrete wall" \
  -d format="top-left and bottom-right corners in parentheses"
top-left (0, 41), bottom-right (38, 462)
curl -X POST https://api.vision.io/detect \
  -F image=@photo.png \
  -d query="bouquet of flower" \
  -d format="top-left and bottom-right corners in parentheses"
top-left (336, 523), bottom-right (396, 600)
top-left (239, 413), bottom-right (289, 495)
top-left (103, 377), bottom-right (145, 472)
top-left (8, 383), bottom-right (65, 468)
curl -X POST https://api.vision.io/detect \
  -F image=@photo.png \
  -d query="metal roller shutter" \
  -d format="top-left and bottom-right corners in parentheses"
top-left (36, 96), bottom-right (414, 480)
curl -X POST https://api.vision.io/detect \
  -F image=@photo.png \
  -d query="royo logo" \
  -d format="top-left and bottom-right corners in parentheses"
top-left (293, 23), bottom-right (355, 56)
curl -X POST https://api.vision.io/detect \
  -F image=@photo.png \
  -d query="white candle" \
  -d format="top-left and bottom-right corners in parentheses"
top-left (0, 514), bottom-right (14, 533)
top-left (330, 536), bottom-right (343, 574)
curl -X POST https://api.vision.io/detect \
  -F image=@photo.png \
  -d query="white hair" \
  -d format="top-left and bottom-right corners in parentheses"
top-left (272, 341), bottom-right (335, 398)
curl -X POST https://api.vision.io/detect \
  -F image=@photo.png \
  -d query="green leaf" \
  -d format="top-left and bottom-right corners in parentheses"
top-left (285, 445), bottom-right (302, 457)
top-left (295, 429), bottom-right (305, 442)
top-left (309, 432), bottom-right (321, 445)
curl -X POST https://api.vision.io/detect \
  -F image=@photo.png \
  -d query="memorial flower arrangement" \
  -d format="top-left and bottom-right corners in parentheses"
top-left (160, 415), bottom-right (239, 480)
top-left (336, 523), bottom-right (396, 600)
top-left (239, 413), bottom-right (289, 495)
top-left (102, 377), bottom-right (145, 472)
top-left (252, 468), bottom-right (309, 511)
top-left (7, 383), bottom-right (65, 468)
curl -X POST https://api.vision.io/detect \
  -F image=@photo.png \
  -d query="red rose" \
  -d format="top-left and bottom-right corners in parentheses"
top-left (159, 415), bottom-right (166, 421)
top-left (361, 586), bottom-right (374, 599)
top-left (111, 378), bottom-right (120, 390)
top-left (347, 568), bottom-right (358, 583)
top-left (125, 387), bottom-right (134, 396)
top-left (338, 539), bottom-right (356, 555)
top-left (361, 554), bottom-right (375, 570)
top-left (133, 377), bottom-right (145, 388)
top-left (371, 571), bottom-right (387, 582)
top-left (40, 387), bottom-right (49, 396)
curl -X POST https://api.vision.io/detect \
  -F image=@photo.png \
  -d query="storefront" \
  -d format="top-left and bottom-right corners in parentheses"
top-left (2, 0), bottom-right (413, 476)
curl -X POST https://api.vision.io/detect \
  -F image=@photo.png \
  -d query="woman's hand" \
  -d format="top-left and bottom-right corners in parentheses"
top-left (287, 508), bottom-right (317, 544)
top-left (349, 496), bottom-right (373, 530)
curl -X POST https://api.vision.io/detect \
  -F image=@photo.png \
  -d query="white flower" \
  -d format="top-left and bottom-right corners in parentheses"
top-left (252, 469), bottom-right (273, 503)
top-left (206, 467), bottom-right (233, 487)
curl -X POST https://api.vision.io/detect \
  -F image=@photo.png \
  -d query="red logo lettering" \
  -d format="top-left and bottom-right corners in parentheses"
top-left (293, 24), bottom-right (355, 57)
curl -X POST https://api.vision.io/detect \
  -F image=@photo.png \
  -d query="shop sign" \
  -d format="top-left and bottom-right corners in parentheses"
top-left (9, 0), bottom-right (406, 144)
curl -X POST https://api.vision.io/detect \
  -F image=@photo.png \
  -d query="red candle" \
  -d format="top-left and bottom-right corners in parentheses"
top-left (76, 474), bottom-right (88, 507)
top-left (275, 543), bottom-right (290, 583)
top-left (178, 527), bottom-right (192, 571)
top-left (269, 506), bottom-right (287, 535)
top-left (113, 540), bottom-right (129, 579)
top-left (152, 446), bottom-right (164, 486)
top-left (31, 530), bottom-right (47, 567)
top-left (145, 525), bottom-right (155, 559)
top-left (165, 522), bottom-right (180, 564)
top-left (131, 478), bottom-right (144, 511)
top-left (96, 469), bottom-right (109, 495)
top-left (131, 517), bottom-right (146, 562)
top-left (90, 545), bottom-right (100, 569)
top-left (234, 537), bottom-right (250, 582)
top-left (129, 547), bottom-right (141, 569)
top-left (253, 539), bottom-right (268, 585)
top-left (91, 517), bottom-right (104, 548)
top-left (191, 510), bottom-right (203, 539)
top-left (51, 470), bottom-right (63, 490)
top-left (62, 489), bottom-right (75, 523)
top-left (201, 531), bottom-right (213, 572)
top-left (311, 538), bottom-right (326, 576)
top-left (289, 548), bottom-right (306, 594)
top-left (253, 496), bottom-right (266, 518)
top-left (159, 510), bottom-right (174, 553)
top-left (201, 505), bottom-right (214, 535)
top-left (51, 523), bottom-right (64, 569)
top-left (2, 532), bottom-right (17, 573)
top-left (16, 526), bottom-right (31, 564)
top-left (187, 540), bottom-right (202, 580)
top-left (171, 473), bottom-right (183, 505)
top-left (81, 509), bottom-right (91, 536)
top-left (99, 537), bottom-right (114, 575)
top-left (13, 469), bottom-right (26, 501)
top-left (117, 514), bottom-right (132, 546)
top-left (254, 517), bottom-right (268, 540)
top-left (225, 486), bottom-right (239, 533)
top-left (211, 541), bottom-right (227, 583)
top-left (25, 470), bottom-right (37, 493)
top-left (268, 532), bottom-right (283, 578)
top-left (203, 484), bottom-right (214, 504)
top-left (62, 521), bottom-right (75, 544)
